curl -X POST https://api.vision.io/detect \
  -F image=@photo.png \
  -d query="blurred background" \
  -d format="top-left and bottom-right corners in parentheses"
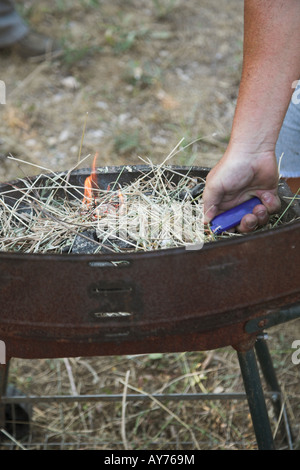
top-left (0, 0), bottom-right (243, 181)
top-left (0, 0), bottom-right (299, 450)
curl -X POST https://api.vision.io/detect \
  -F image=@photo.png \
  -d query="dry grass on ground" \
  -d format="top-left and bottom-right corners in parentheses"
top-left (2, 321), bottom-right (300, 450)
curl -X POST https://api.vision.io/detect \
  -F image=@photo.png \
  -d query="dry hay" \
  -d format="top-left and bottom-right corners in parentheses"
top-left (1, 150), bottom-right (298, 255)
top-left (0, 160), bottom-right (205, 254)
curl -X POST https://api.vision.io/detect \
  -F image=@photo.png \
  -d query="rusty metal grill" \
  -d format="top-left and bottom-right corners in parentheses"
top-left (0, 165), bottom-right (299, 450)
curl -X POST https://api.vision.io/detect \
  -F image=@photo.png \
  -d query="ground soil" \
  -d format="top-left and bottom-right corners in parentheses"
top-left (0, 0), bottom-right (244, 181)
top-left (0, 0), bottom-right (299, 450)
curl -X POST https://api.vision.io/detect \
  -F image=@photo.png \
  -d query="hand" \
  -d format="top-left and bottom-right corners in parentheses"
top-left (203, 143), bottom-right (281, 233)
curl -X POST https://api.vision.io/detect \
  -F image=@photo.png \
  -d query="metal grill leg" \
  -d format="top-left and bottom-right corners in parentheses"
top-left (0, 361), bottom-right (31, 442)
top-left (237, 348), bottom-right (275, 450)
top-left (0, 362), bottom-right (9, 430)
top-left (255, 337), bottom-right (294, 449)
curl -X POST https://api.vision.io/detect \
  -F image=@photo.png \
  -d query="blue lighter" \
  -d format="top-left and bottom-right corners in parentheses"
top-left (210, 197), bottom-right (261, 234)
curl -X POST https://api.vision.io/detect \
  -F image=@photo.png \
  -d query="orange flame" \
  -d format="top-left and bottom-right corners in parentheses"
top-left (118, 189), bottom-right (124, 205)
top-left (82, 152), bottom-right (99, 207)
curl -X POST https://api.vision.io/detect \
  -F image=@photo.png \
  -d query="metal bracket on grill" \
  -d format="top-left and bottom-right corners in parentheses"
top-left (88, 283), bottom-right (136, 320)
top-left (245, 303), bottom-right (300, 334)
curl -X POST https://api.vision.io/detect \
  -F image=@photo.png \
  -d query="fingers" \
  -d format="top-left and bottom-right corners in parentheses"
top-left (253, 203), bottom-right (270, 226)
top-left (258, 191), bottom-right (281, 214)
top-left (238, 204), bottom-right (267, 233)
top-left (238, 192), bottom-right (281, 233)
top-left (238, 213), bottom-right (258, 233)
top-left (238, 201), bottom-right (277, 233)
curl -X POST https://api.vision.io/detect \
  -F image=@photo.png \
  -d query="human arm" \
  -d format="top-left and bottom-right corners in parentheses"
top-left (203, 0), bottom-right (300, 232)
